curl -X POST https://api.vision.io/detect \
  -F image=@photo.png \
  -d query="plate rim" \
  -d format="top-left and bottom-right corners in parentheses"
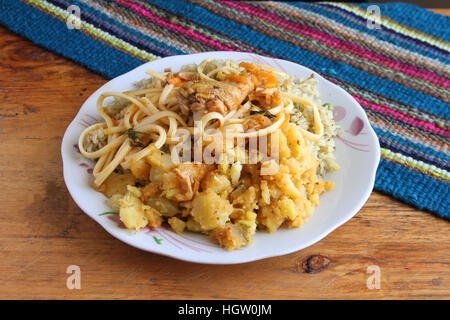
top-left (62, 51), bottom-right (380, 264)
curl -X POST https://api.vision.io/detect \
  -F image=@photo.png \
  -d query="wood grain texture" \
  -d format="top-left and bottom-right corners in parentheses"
top-left (0, 9), bottom-right (449, 300)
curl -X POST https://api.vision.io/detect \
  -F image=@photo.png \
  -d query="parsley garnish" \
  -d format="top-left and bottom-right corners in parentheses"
top-left (124, 128), bottom-right (150, 148)
top-left (323, 103), bottom-right (333, 111)
top-left (250, 110), bottom-right (275, 119)
top-left (99, 212), bottom-right (119, 216)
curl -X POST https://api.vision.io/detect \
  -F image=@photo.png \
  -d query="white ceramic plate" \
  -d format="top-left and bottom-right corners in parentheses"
top-left (62, 52), bottom-right (380, 264)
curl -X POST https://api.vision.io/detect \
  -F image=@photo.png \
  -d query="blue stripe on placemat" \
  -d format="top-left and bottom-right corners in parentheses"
top-left (0, 0), bottom-right (144, 78)
top-left (68, 0), bottom-right (184, 56)
top-left (375, 160), bottom-right (450, 215)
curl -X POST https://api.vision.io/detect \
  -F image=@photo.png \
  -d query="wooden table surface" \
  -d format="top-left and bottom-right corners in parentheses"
top-left (0, 8), bottom-right (449, 300)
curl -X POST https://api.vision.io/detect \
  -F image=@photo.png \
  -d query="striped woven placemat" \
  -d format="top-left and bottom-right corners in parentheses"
top-left (1, 0), bottom-right (448, 219)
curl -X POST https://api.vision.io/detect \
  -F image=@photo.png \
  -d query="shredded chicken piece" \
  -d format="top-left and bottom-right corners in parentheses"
top-left (243, 114), bottom-right (273, 131)
top-left (162, 163), bottom-right (212, 202)
top-left (178, 77), bottom-right (254, 115)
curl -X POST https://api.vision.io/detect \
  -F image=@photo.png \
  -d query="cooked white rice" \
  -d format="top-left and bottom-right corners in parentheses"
top-left (83, 127), bottom-right (107, 153)
top-left (277, 72), bottom-right (339, 176)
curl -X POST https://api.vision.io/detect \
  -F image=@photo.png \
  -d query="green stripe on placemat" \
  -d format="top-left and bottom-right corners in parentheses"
top-left (1, 0), bottom-right (448, 219)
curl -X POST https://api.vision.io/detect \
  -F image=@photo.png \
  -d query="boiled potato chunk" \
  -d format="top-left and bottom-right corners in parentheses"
top-left (119, 186), bottom-right (162, 230)
top-left (191, 190), bottom-right (232, 231)
top-left (168, 217), bottom-right (186, 234)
